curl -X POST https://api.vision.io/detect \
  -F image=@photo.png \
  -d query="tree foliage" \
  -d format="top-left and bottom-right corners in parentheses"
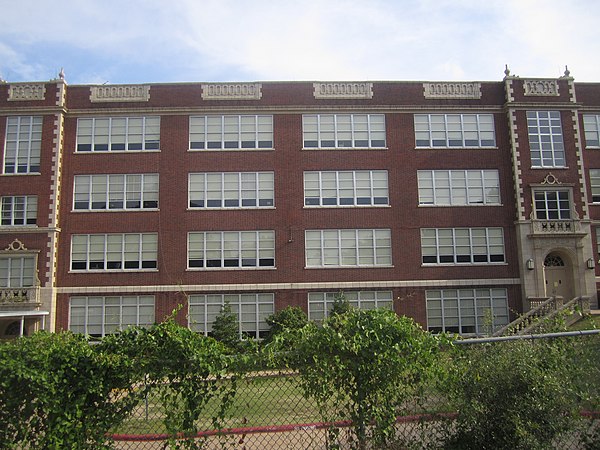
top-left (263, 305), bottom-right (308, 344)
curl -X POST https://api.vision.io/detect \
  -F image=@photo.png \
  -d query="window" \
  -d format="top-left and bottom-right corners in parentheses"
top-left (590, 170), bottom-right (600, 203)
top-left (303, 114), bottom-right (386, 149)
top-left (189, 115), bottom-right (273, 150)
top-left (304, 170), bottom-right (389, 207)
top-left (76, 117), bottom-right (160, 152)
top-left (527, 111), bottom-right (565, 167)
top-left (305, 229), bottom-right (392, 267)
top-left (189, 172), bottom-right (274, 208)
top-left (426, 288), bottom-right (509, 334)
top-left (1, 196), bottom-right (37, 225)
top-left (414, 114), bottom-right (495, 148)
top-left (73, 174), bottom-right (159, 210)
top-left (533, 190), bottom-right (571, 220)
top-left (417, 170), bottom-right (500, 206)
top-left (188, 293), bottom-right (274, 339)
top-left (70, 233), bottom-right (158, 271)
top-left (69, 295), bottom-right (155, 337)
top-left (4, 116), bottom-right (42, 174)
top-left (583, 114), bottom-right (600, 148)
top-left (188, 231), bottom-right (275, 269)
top-left (0, 256), bottom-right (36, 287)
top-left (421, 227), bottom-right (505, 265)
top-left (308, 290), bottom-right (393, 322)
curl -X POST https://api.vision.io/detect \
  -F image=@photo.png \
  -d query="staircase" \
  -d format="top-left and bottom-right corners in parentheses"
top-left (492, 295), bottom-right (590, 337)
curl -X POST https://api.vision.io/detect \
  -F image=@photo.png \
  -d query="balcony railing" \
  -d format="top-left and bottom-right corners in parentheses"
top-left (0, 287), bottom-right (41, 309)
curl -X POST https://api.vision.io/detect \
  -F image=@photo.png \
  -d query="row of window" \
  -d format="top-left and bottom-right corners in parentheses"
top-left (15, 110), bottom-right (600, 174)
top-left (66, 288), bottom-right (510, 337)
top-left (64, 227), bottom-right (506, 272)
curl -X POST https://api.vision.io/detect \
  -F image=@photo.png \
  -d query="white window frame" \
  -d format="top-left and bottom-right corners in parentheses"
top-left (527, 111), bottom-right (565, 168)
top-left (308, 290), bottom-right (393, 322)
top-left (533, 189), bottom-right (572, 220)
top-left (583, 114), bottom-right (600, 148)
top-left (189, 115), bottom-right (273, 150)
top-left (417, 170), bottom-right (500, 206)
top-left (76, 117), bottom-right (160, 152)
top-left (421, 227), bottom-right (505, 265)
top-left (1, 196), bottom-right (37, 225)
top-left (302, 114), bottom-right (386, 149)
top-left (188, 231), bottom-right (275, 269)
top-left (589, 170), bottom-right (600, 204)
top-left (305, 229), bottom-right (392, 268)
top-left (414, 114), bottom-right (496, 148)
top-left (73, 174), bottom-right (159, 211)
top-left (426, 288), bottom-right (509, 335)
top-left (304, 170), bottom-right (389, 207)
top-left (0, 255), bottom-right (36, 287)
top-left (188, 293), bottom-right (274, 339)
top-left (3, 116), bottom-right (42, 174)
top-left (69, 295), bottom-right (155, 337)
top-left (188, 172), bottom-right (274, 208)
top-left (70, 233), bottom-right (158, 271)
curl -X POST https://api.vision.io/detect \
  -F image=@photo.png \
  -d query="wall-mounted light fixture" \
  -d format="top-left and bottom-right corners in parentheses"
top-left (587, 258), bottom-right (595, 270)
top-left (526, 258), bottom-right (535, 270)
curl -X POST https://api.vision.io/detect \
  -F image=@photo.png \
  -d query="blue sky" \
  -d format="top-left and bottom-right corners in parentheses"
top-left (1, 0), bottom-right (599, 85)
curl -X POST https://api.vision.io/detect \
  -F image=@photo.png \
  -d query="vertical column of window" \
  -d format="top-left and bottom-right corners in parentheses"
top-left (583, 115), bottom-right (600, 147)
top-left (190, 117), bottom-right (207, 149)
top-left (450, 171), bottom-right (468, 204)
top-left (223, 232), bottom-right (240, 267)
top-left (239, 294), bottom-right (254, 338)
top-left (240, 116), bottom-right (256, 149)
top-left (241, 231), bottom-right (256, 267)
top-left (368, 115), bottom-right (386, 147)
top-left (189, 174), bottom-right (205, 207)
top-left (205, 232), bottom-right (222, 267)
top-left (470, 229), bottom-right (488, 263)
top-left (374, 229), bottom-right (392, 265)
top-left (454, 229), bottom-right (471, 263)
top-left (489, 288), bottom-right (509, 330)
top-left (425, 290), bottom-right (443, 332)
top-left (421, 229), bottom-right (438, 264)
top-left (308, 293), bottom-right (326, 321)
top-left (337, 172), bottom-right (354, 205)
top-left (207, 117), bottom-right (223, 149)
top-left (321, 172), bottom-right (338, 205)
top-left (373, 171), bottom-right (389, 205)
top-left (108, 175), bottom-right (125, 209)
top-left (303, 115), bottom-right (319, 148)
top-left (71, 236), bottom-right (88, 270)
top-left (305, 231), bottom-right (323, 266)
top-left (590, 170), bottom-right (600, 203)
top-left (223, 116), bottom-right (240, 149)
top-left (206, 173), bottom-right (223, 207)
top-left (206, 295), bottom-right (223, 332)
top-left (487, 229), bottom-right (505, 262)
top-left (478, 115), bottom-right (496, 146)
top-left (466, 171), bottom-right (484, 204)
top-left (257, 172), bottom-right (274, 206)
top-left (463, 115), bottom-right (480, 147)
top-left (258, 231), bottom-right (275, 267)
top-left (336, 115), bottom-right (352, 147)
top-left (357, 230), bottom-right (375, 265)
top-left (437, 229), bottom-right (454, 263)
top-left (125, 175), bottom-right (142, 209)
top-left (4, 116), bottom-right (42, 173)
top-left (106, 235), bottom-right (123, 269)
top-left (527, 111), bottom-right (565, 167)
top-left (86, 297), bottom-right (104, 336)
top-left (93, 119), bottom-right (110, 151)
top-left (304, 172), bottom-right (320, 206)
top-left (442, 290), bottom-right (460, 333)
top-left (127, 118), bottom-right (144, 151)
top-left (188, 233), bottom-right (205, 268)
top-left (414, 115), bottom-right (431, 147)
top-left (76, 119), bottom-right (93, 152)
top-left (104, 296), bottom-right (122, 333)
top-left (3, 118), bottom-right (19, 173)
top-left (434, 171), bottom-right (451, 205)
top-left (223, 173), bottom-right (240, 207)
top-left (257, 116), bottom-right (272, 148)
top-left (417, 171), bottom-right (434, 205)
top-left (431, 115), bottom-right (447, 147)
top-left (142, 174), bottom-right (159, 208)
top-left (90, 175), bottom-right (108, 209)
top-left (320, 115), bottom-right (335, 147)
top-left (144, 117), bottom-right (160, 150)
top-left (340, 229), bottom-right (357, 265)
top-left (110, 118), bottom-right (127, 151)
top-left (123, 234), bottom-right (140, 269)
top-left (141, 234), bottom-right (158, 268)
top-left (188, 295), bottom-right (206, 332)
top-left (355, 172), bottom-right (372, 205)
top-left (446, 115), bottom-right (463, 147)
top-left (354, 115), bottom-right (369, 147)
top-left (458, 290), bottom-right (476, 333)
top-left (69, 298), bottom-right (87, 334)
top-left (483, 170), bottom-right (500, 204)
top-left (89, 235), bottom-right (106, 269)
top-left (321, 230), bottom-right (340, 265)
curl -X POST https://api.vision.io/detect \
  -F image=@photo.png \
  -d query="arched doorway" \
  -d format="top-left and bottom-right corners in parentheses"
top-left (543, 252), bottom-right (574, 300)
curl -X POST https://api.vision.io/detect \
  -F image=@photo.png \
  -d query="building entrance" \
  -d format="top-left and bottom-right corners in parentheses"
top-left (543, 253), bottom-right (573, 300)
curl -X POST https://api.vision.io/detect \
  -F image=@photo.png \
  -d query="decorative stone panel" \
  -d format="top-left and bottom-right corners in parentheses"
top-left (90, 85), bottom-right (150, 102)
top-left (313, 82), bottom-right (373, 99)
top-left (423, 82), bottom-right (481, 99)
top-left (201, 83), bottom-right (262, 100)
top-left (8, 83), bottom-right (46, 101)
top-left (523, 79), bottom-right (559, 96)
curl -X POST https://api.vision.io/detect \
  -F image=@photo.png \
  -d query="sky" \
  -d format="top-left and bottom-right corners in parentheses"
top-left (1, 0), bottom-right (599, 85)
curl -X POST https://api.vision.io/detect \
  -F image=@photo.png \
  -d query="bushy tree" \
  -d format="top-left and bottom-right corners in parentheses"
top-left (210, 302), bottom-right (241, 351)
top-left (264, 306), bottom-right (308, 344)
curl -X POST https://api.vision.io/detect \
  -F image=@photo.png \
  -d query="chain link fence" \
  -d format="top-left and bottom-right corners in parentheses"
top-left (105, 332), bottom-right (600, 450)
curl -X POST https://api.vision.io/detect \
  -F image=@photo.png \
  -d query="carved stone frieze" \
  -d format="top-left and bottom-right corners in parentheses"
top-left (90, 85), bottom-right (150, 102)
top-left (201, 83), bottom-right (262, 100)
top-left (523, 79), bottom-right (559, 96)
top-left (8, 83), bottom-right (46, 101)
top-left (4, 239), bottom-right (27, 252)
top-left (423, 82), bottom-right (481, 99)
top-left (313, 82), bottom-right (373, 99)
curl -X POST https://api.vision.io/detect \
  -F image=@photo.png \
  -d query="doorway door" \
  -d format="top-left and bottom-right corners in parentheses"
top-left (543, 253), bottom-right (573, 300)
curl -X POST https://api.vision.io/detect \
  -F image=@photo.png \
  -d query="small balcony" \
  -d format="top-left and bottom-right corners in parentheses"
top-left (529, 219), bottom-right (582, 236)
top-left (0, 287), bottom-right (41, 311)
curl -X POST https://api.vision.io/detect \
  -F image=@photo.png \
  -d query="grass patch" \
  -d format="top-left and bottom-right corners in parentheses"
top-left (569, 314), bottom-right (600, 331)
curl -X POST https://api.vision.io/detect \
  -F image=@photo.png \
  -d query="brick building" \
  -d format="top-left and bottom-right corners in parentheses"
top-left (1, 68), bottom-right (598, 338)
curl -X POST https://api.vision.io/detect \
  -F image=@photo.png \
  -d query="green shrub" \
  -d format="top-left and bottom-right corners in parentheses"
top-left (263, 306), bottom-right (308, 344)
top-left (442, 338), bottom-right (583, 450)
